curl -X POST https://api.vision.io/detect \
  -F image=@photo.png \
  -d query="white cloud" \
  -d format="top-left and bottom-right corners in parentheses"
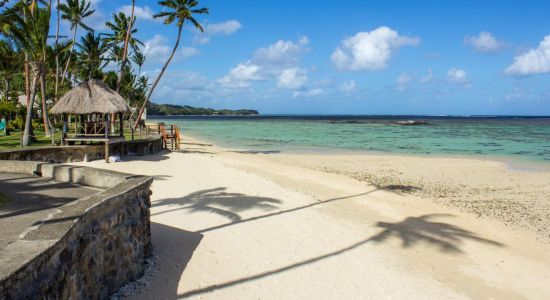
top-left (464, 31), bottom-right (505, 54)
top-left (206, 20), bottom-right (242, 35)
top-left (162, 71), bottom-right (210, 91)
top-left (119, 5), bottom-right (155, 21)
top-left (254, 36), bottom-right (309, 66)
top-left (331, 26), bottom-right (420, 71)
top-left (396, 72), bottom-right (413, 91)
top-left (419, 68), bottom-right (434, 83)
top-left (143, 35), bottom-right (200, 64)
top-left (396, 72), bottom-right (412, 84)
top-left (218, 37), bottom-right (309, 89)
top-left (447, 68), bottom-right (468, 83)
top-left (292, 88), bottom-right (324, 98)
top-left (194, 20), bottom-right (242, 45)
top-left (339, 80), bottom-right (357, 92)
top-left (424, 52), bottom-right (440, 60)
top-left (505, 35), bottom-right (550, 76)
top-left (143, 35), bottom-right (171, 61)
top-left (86, 11), bottom-right (107, 31)
top-left (505, 87), bottom-right (523, 101)
top-left (277, 68), bottom-right (308, 90)
top-left (218, 62), bottom-right (263, 88)
top-left (180, 47), bottom-right (201, 58)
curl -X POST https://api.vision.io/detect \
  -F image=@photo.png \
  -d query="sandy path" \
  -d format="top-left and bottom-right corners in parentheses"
top-left (78, 140), bottom-right (550, 299)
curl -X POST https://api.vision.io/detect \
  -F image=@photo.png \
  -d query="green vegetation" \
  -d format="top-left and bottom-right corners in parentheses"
top-left (0, 129), bottom-right (59, 150)
top-left (0, 0), bottom-right (209, 147)
top-left (0, 128), bottom-right (147, 150)
top-left (147, 102), bottom-right (259, 116)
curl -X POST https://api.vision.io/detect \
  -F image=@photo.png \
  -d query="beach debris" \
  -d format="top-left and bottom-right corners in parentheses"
top-left (108, 155), bottom-right (122, 163)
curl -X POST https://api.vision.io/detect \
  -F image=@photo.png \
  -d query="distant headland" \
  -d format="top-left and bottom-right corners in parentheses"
top-left (147, 102), bottom-right (259, 116)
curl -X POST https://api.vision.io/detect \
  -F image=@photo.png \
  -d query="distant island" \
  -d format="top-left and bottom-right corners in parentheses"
top-left (147, 102), bottom-right (259, 116)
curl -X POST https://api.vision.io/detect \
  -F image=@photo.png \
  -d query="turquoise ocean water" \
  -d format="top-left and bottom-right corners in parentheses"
top-left (150, 116), bottom-right (550, 164)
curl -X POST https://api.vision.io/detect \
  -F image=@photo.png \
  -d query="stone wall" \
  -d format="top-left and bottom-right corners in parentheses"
top-left (0, 137), bottom-right (163, 163)
top-left (0, 162), bottom-right (153, 300)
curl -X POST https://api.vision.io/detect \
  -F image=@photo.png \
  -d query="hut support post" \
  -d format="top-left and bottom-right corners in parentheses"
top-left (105, 114), bottom-right (110, 139)
top-left (119, 113), bottom-right (125, 158)
top-left (119, 113), bottom-right (123, 137)
top-left (62, 114), bottom-right (67, 146)
top-left (105, 114), bottom-right (110, 163)
top-left (105, 142), bottom-right (110, 163)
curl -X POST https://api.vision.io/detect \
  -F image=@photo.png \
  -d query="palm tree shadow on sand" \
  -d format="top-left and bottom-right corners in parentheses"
top-left (176, 213), bottom-right (504, 298)
top-left (370, 214), bottom-right (503, 253)
top-left (151, 187), bottom-right (282, 222)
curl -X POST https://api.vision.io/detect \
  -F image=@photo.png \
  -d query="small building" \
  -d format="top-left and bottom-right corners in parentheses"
top-left (50, 80), bottom-right (131, 162)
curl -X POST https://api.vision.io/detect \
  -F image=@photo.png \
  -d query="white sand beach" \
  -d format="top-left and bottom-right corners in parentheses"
top-left (77, 137), bottom-right (550, 299)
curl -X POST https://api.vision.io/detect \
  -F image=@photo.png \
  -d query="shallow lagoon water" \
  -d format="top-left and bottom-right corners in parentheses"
top-left (151, 116), bottom-right (550, 163)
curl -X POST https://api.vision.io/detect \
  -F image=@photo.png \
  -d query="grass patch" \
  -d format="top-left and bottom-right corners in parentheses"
top-left (0, 129), bottom-right (61, 150)
top-left (0, 128), bottom-right (149, 151)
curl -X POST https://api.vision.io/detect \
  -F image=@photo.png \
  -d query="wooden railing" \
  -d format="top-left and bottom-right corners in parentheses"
top-left (144, 123), bottom-right (181, 150)
top-left (68, 121), bottom-right (121, 137)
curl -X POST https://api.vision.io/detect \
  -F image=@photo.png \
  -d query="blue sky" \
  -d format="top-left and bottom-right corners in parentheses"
top-left (60, 0), bottom-right (550, 115)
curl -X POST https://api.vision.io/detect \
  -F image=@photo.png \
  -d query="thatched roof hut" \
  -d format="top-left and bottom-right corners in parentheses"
top-left (51, 79), bottom-right (131, 115)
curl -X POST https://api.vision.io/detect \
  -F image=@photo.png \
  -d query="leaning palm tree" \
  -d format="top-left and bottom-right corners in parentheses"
top-left (53, 0), bottom-right (61, 102)
top-left (59, 0), bottom-right (94, 83)
top-left (134, 0), bottom-right (208, 128)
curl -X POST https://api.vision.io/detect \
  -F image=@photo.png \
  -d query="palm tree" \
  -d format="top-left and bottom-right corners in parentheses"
top-left (103, 12), bottom-right (142, 56)
top-left (0, 40), bottom-right (20, 103)
top-left (132, 50), bottom-right (145, 75)
top-left (76, 31), bottom-right (107, 80)
top-left (134, 0), bottom-right (208, 128)
top-left (59, 0), bottom-right (94, 83)
top-left (54, 0), bottom-right (61, 102)
top-left (103, 11), bottom-right (142, 91)
top-left (2, 1), bottom-right (52, 144)
top-left (116, 0), bottom-right (135, 94)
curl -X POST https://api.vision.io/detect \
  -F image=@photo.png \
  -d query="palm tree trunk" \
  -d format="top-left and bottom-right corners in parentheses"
top-left (5, 79), bottom-right (10, 102)
top-left (23, 1), bottom-right (30, 107)
top-left (23, 75), bottom-right (38, 146)
top-left (54, 0), bottom-right (60, 102)
top-left (40, 66), bottom-right (51, 136)
top-left (24, 57), bottom-right (30, 107)
top-left (61, 24), bottom-right (78, 84)
top-left (134, 25), bottom-right (183, 129)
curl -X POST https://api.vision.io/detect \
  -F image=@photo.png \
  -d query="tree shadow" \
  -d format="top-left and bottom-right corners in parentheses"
top-left (151, 175), bottom-right (172, 181)
top-left (0, 174), bottom-right (97, 219)
top-left (128, 223), bottom-right (203, 300)
top-left (120, 151), bottom-right (172, 162)
top-left (176, 214), bottom-right (503, 298)
top-left (370, 214), bottom-right (503, 253)
top-left (196, 190), bottom-right (377, 234)
top-left (151, 188), bottom-right (282, 222)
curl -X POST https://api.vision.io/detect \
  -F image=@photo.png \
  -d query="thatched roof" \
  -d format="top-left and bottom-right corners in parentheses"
top-left (50, 79), bottom-right (131, 114)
